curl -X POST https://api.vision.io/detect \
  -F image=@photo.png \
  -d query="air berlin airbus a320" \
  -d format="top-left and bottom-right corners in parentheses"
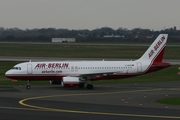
top-left (5, 34), bottom-right (170, 89)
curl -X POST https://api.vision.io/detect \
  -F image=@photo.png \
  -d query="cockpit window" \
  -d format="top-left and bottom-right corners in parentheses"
top-left (12, 67), bottom-right (21, 70)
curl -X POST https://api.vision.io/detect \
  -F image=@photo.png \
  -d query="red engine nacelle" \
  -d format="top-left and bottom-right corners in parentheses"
top-left (61, 77), bottom-right (80, 87)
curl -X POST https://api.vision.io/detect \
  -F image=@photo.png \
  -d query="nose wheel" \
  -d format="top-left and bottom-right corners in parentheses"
top-left (26, 85), bottom-right (31, 89)
top-left (26, 80), bottom-right (31, 89)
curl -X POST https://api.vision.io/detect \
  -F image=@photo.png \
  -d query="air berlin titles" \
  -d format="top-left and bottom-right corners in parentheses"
top-left (149, 36), bottom-right (165, 59)
top-left (35, 63), bottom-right (69, 69)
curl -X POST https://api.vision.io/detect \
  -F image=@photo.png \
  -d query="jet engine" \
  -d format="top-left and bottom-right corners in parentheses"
top-left (61, 77), bottom-right (80, 87)
top-left (49, 80), bottom-right (61, 84)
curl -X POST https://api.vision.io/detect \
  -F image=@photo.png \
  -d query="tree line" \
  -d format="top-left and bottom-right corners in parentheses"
top-left (0, 27), bottom-right (179, 43)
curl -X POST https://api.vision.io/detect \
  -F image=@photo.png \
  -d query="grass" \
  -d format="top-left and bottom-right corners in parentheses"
top-left (0, 43), bottom-right (180, 59)
top-left (155, 97), bottom-right (180, 105)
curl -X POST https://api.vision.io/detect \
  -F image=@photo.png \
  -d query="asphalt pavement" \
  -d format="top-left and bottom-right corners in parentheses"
top-left (0, 81), bottom-right (180, 120)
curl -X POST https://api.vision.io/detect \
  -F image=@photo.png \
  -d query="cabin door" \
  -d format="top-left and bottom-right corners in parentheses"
top-left (137, 62), bottom-right (142, 73)
top-left (27, 64), bottom-right (32, 74)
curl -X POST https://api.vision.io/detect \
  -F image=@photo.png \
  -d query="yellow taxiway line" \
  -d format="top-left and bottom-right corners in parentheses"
top-left (18, 88), bottom-right (180, 119)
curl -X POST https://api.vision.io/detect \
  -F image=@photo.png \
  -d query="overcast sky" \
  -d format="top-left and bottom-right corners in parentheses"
top-left (0, 0), bottom-right (179, 30)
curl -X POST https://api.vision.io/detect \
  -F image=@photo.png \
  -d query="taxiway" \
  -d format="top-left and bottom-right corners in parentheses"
top-left (0, 81), bottom-right (180, 120)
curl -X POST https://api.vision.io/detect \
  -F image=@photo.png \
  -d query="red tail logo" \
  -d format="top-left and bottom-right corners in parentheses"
top-left (148, 36), bottom-right (165, 59)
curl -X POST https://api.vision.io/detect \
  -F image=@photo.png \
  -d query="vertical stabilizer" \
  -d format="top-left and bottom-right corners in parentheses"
top-left (138, 34), bottom-right (168, 62)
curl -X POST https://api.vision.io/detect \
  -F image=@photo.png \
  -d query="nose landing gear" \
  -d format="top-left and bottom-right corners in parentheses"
top-left (26, 80), bottom-right (31, 89)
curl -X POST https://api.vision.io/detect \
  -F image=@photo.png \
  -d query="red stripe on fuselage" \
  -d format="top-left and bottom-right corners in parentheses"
top-left (5, 74), bottom-right (65, 81)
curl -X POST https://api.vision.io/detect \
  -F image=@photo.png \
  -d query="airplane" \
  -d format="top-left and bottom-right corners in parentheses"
top-left (5, 34), bottom-right (171, 89)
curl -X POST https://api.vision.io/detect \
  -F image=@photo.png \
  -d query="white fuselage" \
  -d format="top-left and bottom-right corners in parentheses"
top-left (5, 60), bottom-right (151, 81)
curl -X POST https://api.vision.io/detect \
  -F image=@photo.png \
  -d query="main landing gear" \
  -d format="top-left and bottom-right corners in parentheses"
top-left (78, 83), bottom-right (85, 88)
top-left (86, 78), bottom-right (93, 89)
top-left (78, 77), bottom-right (94, 90)
top-left (26, 80), bottom-right (31, 89)
top-left (86, 84), bottom-right (93, 90)
top-left (78, 83), bottom-right (93, 90)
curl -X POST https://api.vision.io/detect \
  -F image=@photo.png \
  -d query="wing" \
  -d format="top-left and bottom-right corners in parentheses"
top-left (69, 71), bottom-right (123, 81)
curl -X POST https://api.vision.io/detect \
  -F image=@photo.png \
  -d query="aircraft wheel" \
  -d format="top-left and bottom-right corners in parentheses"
top-left (78, 83), bottom-right (84, 88)
top-left (26, 85), bottom-right (31, 89)
top-left (86, 84), bottom-right (93, 90)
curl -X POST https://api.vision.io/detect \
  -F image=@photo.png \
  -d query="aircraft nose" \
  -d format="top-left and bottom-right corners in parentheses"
top-left (5, 70), bottom-right (11, 78)
top-left (5, 70), bottom-right (17, 80)
top-left (5, 71), bottom-right (8, 75)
